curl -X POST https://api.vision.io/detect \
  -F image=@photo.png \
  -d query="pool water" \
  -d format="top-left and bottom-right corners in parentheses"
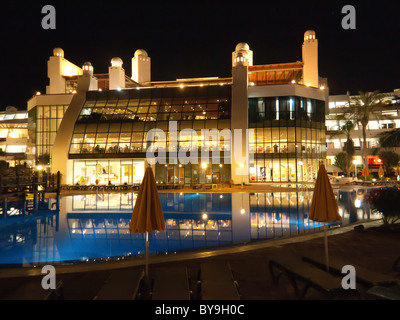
top-left (0, 190), bottom-right (379, 267)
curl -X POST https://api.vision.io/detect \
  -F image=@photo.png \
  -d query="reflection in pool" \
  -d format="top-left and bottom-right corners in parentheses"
top-left (0, 189), bottom-right (379, 266)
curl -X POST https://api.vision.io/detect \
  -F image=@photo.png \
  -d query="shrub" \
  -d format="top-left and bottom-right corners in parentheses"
top-left (365, 187), bottom-right (400, 226)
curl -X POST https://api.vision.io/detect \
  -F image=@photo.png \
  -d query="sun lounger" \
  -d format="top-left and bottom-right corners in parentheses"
top-left (94, 268), bottom-right (144, 300)
top-left (366, 285), bottom-right (400, 300)
top-left (302, 254), bottom-right (397, 288)
top-left (269, 256), bottom-right (359, 299)
top-left (204, 184), bottom-right (212, 190)
top-left (151, 267), bottom-right (191, 300)
top-left (193, 184), bottom-right (203, 189)
top-left (199, 261), bottom-right (240, 300)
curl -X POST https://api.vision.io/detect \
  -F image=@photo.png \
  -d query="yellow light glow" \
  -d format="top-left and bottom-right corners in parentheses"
top-left (320, 86), bottom-right (325, 90)
top-left (201, 163), bottom-right (207, 169)
top-left (240, 209), bottom-right (245, 214)
top-left (36, 92), bottom-right (41, 95)
top-left (202, 213), bottom-right (208, 220)
top-left (239, 163), bottom-right (245, 168)
top-left (180, 84), bottom-right (184, 88)
top-left (36, 165), bottom-right (43, 171)
top-left (291, 80), bottom-right (296, 84)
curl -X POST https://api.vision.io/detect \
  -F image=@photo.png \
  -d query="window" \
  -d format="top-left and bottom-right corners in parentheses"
top-left (381, 123), bottom-right (395, 129)
top-left (6, 145), bottom-right (26, 153)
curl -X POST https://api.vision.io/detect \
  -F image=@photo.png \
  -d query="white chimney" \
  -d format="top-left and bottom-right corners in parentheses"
top-left (109, 57), bottom-right (125, 90)
top-left (132, 49), bottom-right (151, 83)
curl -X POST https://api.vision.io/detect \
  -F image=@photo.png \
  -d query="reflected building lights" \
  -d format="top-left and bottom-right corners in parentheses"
top-left (0, 189), bottom-right (380, 266)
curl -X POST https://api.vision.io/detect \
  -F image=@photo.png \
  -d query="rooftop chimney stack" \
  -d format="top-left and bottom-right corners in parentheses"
top-left (82, 62), bottom-right (98, 91)
top-left (302, 30), bottom-right (319, 88)
top-left (109, 57), bottom-right (126, 90)
top-left (132, 49), bottom-right (151, 84)
top-left (47, 48), bottom-right (83, 94)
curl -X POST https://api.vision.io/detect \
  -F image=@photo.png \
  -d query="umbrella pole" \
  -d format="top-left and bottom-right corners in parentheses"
top-left (145, 231), bottom-right (149, 278)
top-left (324, 222), bottom-right (329, 272)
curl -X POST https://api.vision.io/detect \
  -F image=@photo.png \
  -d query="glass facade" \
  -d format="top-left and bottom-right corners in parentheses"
top-left (154, 162), bottom-right (231, 185)
top-left (248, 96), bottom-right (326, 182)
top-left (73, 159), bottom-right (144, 185)
top-left (29, 105), bottom-right (69, 165)
top-left (69, 86), bottom-right (232, 185)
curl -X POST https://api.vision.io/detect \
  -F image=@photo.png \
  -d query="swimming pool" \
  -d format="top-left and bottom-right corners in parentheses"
top-left (0, 189), bottom-right (379, 267)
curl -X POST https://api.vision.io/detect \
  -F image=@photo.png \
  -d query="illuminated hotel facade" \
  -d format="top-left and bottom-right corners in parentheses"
top-left (26, 30), bottom-right (328, 186)
top-left (326, 91), bottom-right (400, 175)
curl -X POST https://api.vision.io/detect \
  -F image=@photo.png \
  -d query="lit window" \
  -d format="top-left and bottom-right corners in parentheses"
top-left (6, 145), bottom-right (26, 153)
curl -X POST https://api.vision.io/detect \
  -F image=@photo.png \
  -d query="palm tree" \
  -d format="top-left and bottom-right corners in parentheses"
top-left (330, 120), bottom-right (355, 177)
top-left (378, 150), bottom-right (400, 175)
top-left (347, 91), bottom-right (386, 167)
top-left (333, 152), bottom-right (347, 174)
top-left (378, 128), bottom-right (400, 148)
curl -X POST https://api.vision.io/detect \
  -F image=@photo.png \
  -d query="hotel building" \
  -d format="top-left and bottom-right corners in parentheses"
top-left (25, 30), bottom-right (328, 186)
top-left (326, 91), bottom-right (400, 174)
top-left (0, 106), bottom-right (33, 167)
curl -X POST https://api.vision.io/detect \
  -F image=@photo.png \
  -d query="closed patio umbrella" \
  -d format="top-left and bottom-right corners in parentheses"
top-left (378, 165), bottom-right (384, 179)
top-left (362, 166), bottom-right (370, 181)
top-left (395, 165), bottom-right (400, 180)
top-left (130, 165), bottom-right (166, 278)
top-left (309, 164), bottom-right (342, 271)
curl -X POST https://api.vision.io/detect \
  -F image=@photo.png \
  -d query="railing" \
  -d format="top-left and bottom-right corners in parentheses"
top-left (61, 183), bottom-right (140, 192)
top-left (0, 171), bottom-right (61, 196)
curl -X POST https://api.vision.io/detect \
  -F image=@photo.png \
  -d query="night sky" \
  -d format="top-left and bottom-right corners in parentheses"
top-left (0, 0), bottom-right (399, 110)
